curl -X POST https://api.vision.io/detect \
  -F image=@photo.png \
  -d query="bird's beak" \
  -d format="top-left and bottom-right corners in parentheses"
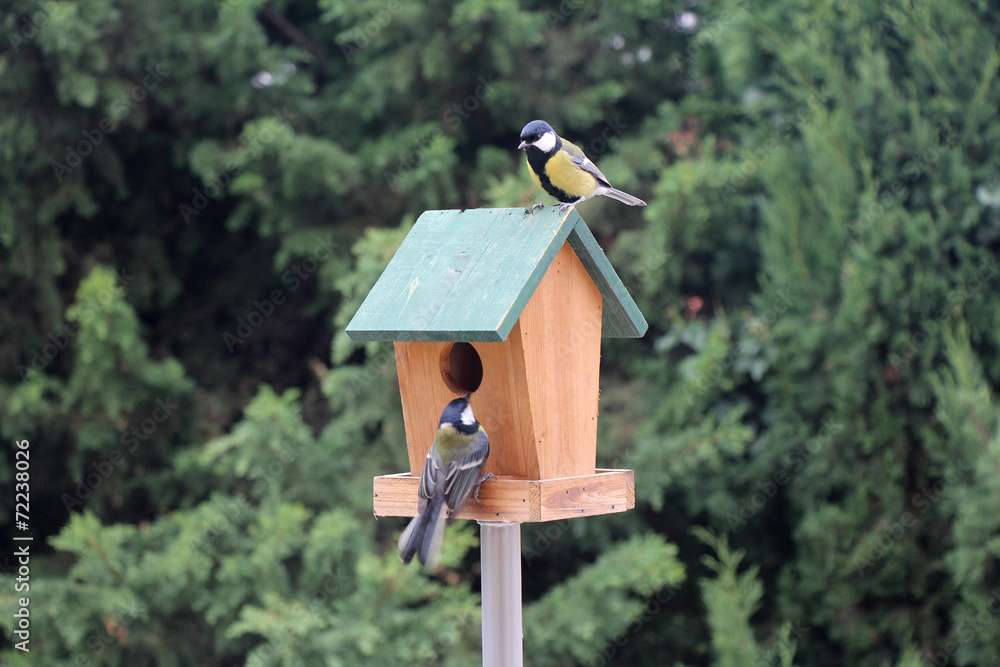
top-left (517, 140), bottom-right (529, 150)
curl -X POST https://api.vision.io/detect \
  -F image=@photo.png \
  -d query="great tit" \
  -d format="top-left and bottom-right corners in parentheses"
top-left (518, 119), bottom-right (646, 211)
top-left (398, 396), bottom-right (493, 569)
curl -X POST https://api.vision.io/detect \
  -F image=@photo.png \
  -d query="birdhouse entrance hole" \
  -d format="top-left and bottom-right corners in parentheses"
top-left (440, 342), bottom-right (484, 394)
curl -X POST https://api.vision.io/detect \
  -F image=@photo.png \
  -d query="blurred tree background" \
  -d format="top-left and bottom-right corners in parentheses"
top-left (2, 0), bottom-right (1000, 664)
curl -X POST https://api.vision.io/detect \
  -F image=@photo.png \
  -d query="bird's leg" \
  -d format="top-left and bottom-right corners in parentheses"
top-left (473, 472), bottom-right (497, 502)
top-left (558, 194), bottom-right (594, 212)
top-left (530, 203), bottom-right (546, 213)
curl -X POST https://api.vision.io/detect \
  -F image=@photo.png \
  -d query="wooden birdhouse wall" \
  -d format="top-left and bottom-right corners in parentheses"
top-left (395, 241), bottom-right (603, 481)
top-left (516, 241), bottom-right (603, 477)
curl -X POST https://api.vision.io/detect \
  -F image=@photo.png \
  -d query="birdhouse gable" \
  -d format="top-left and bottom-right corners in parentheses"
top-left (346, 207), bottom-right (647, 343)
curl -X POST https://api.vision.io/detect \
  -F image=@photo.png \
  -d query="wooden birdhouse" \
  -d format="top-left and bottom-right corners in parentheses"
top-left (346, 207), bottom-right (647, 523)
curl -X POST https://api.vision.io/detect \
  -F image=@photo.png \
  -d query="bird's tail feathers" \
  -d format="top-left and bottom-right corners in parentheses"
top-left (602, 188), bottom-right (646, 207)
top-left (422, 503), bottom-right (447, 569)
top-left (398, 494), bottom-right (447, 569)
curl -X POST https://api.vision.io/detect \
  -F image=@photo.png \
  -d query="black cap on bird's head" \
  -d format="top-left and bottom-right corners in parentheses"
top-left (518, 119), bottom-right (559, 155)
top-left (439, 396), bottom-right (479, 434)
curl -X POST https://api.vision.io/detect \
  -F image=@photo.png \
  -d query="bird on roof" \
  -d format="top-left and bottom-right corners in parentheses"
top-left (518, 119), bottom-right (646, 212)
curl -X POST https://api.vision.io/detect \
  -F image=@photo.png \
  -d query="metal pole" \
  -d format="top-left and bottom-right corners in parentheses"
top-left (479, 521), bottom-right (523, 667)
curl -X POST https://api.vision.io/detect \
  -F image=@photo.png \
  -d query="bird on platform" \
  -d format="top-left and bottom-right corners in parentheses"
top-left (517, 119), bottom-right (646, 212)
top-left (398, 396), bottom-right (493, 569)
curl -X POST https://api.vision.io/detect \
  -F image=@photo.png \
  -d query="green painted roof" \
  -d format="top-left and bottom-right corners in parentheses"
top-left (346, 207), bottom-right (648, 342)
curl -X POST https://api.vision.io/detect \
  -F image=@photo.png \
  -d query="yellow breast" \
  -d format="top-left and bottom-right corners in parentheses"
top-left (544, 149), bottom-right (598, 198)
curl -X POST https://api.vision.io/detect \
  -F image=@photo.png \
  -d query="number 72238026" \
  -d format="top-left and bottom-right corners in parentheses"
top-left (15, 439), bottom-right (29, 529)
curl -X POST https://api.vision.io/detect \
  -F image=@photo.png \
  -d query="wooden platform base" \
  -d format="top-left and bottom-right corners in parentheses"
top-left (373, 468), bottom-right (634, 523)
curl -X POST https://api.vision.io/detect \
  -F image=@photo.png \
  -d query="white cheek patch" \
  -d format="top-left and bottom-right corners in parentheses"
top-left (460, 403), bottom-right (476, 426)
top-left (534, 131), bottom-right (557, 153)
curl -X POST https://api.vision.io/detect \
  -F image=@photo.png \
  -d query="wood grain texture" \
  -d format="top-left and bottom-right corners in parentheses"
top-left (373, 469), bottom-right (635, 522)
top-left (394, 246), bottom-right (603, 481)
top-left (346, 207), bottom-right (647, 341)
top-left (518, 241), bottom-right (603, 478)
top-left (394, 337), bottom-right (540, 479)
top-left (346, 208), bottom-right (577, 342)
top-left (380, 210), bottom-right (647, 486)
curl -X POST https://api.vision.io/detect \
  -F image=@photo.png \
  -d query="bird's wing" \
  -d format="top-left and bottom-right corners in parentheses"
top-left (416, 449), bottom-right (442, 513)
top-left (560, 138), bottom-right (612, 187)
top-left (443, 429), bottom-right (490, 517)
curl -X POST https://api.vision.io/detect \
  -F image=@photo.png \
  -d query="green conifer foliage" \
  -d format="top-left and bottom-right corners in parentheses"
top-left (2, 0), bottom-right (1000, 664)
